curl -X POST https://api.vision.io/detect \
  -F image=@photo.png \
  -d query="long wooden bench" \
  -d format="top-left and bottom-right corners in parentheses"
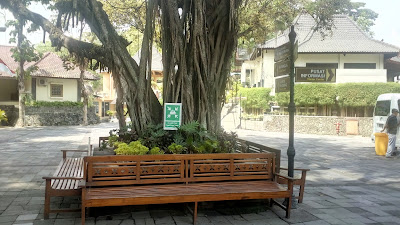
top-left (80, 153), bottom-right (294, 224)
top-left (43, 144), bottom-right (93, 219)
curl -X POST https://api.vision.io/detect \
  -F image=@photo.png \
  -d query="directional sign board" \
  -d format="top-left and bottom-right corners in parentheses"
top-left (164, 103), bottom-right (182, 130)
top-left (293, 40), bottom-right (298, 61)
top-left (274, 42), bottom-right (291, 62)
top-left (296, 68), bottom-right (336, 82)
top-left (274, 60), bottom-right (291, 77)
top-left (275, 75), bottom-right (290, 93)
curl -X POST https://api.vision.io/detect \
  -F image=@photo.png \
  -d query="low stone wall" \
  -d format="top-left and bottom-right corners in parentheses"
top-left (25, 106), bottom-right (100, 126)
top-left (0, 105), bottom-right (18, 126)
top-left (263, 115), bottom-right (373, 137)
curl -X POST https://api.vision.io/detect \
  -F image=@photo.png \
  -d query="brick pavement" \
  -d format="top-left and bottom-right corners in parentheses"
top-left (0, 122), bottom-right (399, 225)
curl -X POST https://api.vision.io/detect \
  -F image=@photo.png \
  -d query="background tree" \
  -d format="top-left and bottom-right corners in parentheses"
top-left (7, 15), bottom-right (41, 127)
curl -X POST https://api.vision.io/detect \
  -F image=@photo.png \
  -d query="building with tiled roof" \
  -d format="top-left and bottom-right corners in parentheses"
top-left (0, 46), bottom-right (99, 105)
top-left (241, 14), bottom-right (400, 117)
top-left (242, 14), bottom-right (400, 89)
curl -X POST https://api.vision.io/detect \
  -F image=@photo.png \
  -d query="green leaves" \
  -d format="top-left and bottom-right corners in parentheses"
top-left (0, 109), bottom-right (8, 123)
top-left (240, 88), bottom-right (272, 111)
top-left (276, 83), bottom-right (400, 107)
top-left (336, 83), bottom-right (400, 107)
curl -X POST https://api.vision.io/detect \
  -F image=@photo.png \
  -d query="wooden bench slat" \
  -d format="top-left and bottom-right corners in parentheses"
top-left (85, 180), bottom-right (289, 207)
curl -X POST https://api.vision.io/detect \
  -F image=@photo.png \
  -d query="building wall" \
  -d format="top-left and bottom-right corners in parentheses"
top-left (263, 115), bottom-right (373, 137)
top-left (0, 79), bottom-right (17, 101)
top-left (243, 52), bottom-right (388, 93)
top-left (36, 78), bottom-right (78, 102)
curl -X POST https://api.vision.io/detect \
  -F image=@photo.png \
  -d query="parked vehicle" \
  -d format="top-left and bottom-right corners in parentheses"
top-left (371, 93), bottom-right (400, 146)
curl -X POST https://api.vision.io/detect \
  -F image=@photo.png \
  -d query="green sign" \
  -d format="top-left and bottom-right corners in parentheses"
top-left (164, 103), bottom-right (182, 130)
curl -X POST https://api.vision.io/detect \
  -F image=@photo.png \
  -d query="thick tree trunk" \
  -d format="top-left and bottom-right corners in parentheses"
top-left (161, 0), bottom-right (240, 132)
top-left (79, 68), bottom-right (88, 126)
top-left (16, 16), bottom-right (25, 127)
top-left (112, 71), bottom-right (126, 129)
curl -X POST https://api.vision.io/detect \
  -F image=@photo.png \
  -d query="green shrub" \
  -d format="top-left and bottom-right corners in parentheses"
top-left (240, 88), bottom-right (272, 112)
top-left (167, 143), bottom-right (185, 154)
top-left (0, 109), bottom-right (8, 123)
top-left (149, 147), bottom-right (164, 155)
top-left (114, 140), bottom-right (149, 155)
top-left (276, 83), bottom-right (400, 107)
top-left (276, 83), bottom-right (336, 106)
top-left (27, 101), bottom-right (83, 107)
top-left (336, 83), bottom-right (400, 107)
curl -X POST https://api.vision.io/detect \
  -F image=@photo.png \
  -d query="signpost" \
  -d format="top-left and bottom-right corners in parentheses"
top-left (163, 103), bottom-right (182, 130)
top-left (274, 25), bottom-right (298, 208)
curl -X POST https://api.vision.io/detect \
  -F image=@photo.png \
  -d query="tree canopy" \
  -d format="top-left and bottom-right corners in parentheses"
top-left (0, 0), bottom-right (372, 133)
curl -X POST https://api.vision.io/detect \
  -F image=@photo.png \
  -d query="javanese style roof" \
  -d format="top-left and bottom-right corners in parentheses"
top-left (256, 14), bottom-right (399, 56)
top-left (0, 46), bottom-right (98, 80)
top-left (30, 52), bottom-right (98, 80)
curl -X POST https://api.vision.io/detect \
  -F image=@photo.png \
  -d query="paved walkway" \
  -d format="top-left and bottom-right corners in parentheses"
top-left (0, 122), bottom-right (399, 225)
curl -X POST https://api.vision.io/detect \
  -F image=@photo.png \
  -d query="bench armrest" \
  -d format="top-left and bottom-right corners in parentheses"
top-left (280, 167), bottom-right (310, 172)
top-left (43, 176), bottom-right (83, 180)
top-left (61, 149), bottom-right (90, 159)
top-left (78, 180), bottom-right (86, 188)
top-left (275, 173), bottom-right (296, 181)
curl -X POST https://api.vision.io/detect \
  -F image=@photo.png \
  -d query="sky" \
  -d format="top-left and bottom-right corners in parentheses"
top-left (0, 0), bottom-right (399, 48)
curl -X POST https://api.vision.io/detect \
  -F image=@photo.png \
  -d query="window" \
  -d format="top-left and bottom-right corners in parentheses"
top-left (344, 63), bottom-right (376, 69)
top-left (50, 84), bottom-right (63, 97)
top-left (374, 100), bottom-right (390, 116)
top-left (306, 63), bottom-right (338, 69)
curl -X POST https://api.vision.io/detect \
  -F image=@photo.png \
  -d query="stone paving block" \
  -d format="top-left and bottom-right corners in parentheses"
top-left (132, 211), bottom-right (151, 219)
top-left (52, 218), bottom-right (75, 225)
top-left (302, 220), bottom-right (330, 225)
top-left (207, 215), bottom-right (231, 224)
top-left (32, 219), bottom-right (55, 225)
top-left (154, 216), bottom-right (175, 224)
top-left (319, 208), bottom-right (360, 219)
top-left (241, 213), bottom-right (265, 221)
top-left (16, 214), bottom-right (38, 221)
top-left (94, 219), bottom-right (122, 225)
top-left (323, 218), bottom-right (346, 224)
top-left (172, 216), bottom-right (192, 225)
top-left (368, 216), bottom-right (400, 223)
top-left (119, 219), bottom-right (135, 225)
top-left (361, 206), bottom-right (391, 216)
top-left (341, 217), bottom-right (376, 224)
top-left (0, 215), bottom-right (17, 223)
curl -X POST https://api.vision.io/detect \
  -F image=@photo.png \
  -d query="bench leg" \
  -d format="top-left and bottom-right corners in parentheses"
top-left (298, 172), bottom-right (307, 203)
top-left (285, 196), bottom-right (292, 218)
top-left (193, 202), bottom-right (198, 225)
top-left (81, 206), bottom-right (85, 225)
top-left (44, 180), bottom-right (51, 219)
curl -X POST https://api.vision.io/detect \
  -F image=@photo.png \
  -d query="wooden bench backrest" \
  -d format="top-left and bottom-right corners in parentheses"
top-left (84, 153), bottom-right (276, 187)
top-left (236, 139), bottom-right (281, 173)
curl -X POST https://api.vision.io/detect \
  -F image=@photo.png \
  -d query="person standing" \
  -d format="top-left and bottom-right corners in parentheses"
top-left (381, 108), bottom-right (399, 158)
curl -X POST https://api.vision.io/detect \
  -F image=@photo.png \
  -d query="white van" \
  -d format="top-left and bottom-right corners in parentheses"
top-left (371, 93), bottom-right (400, 146)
